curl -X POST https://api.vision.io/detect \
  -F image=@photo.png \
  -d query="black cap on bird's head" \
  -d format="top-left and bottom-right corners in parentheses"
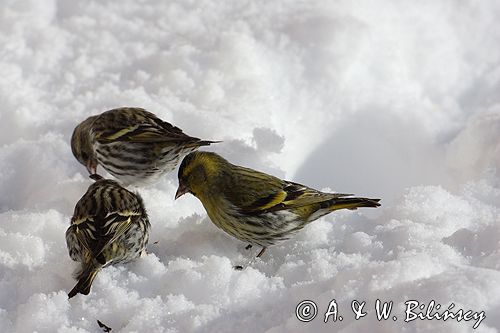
top-left (175, 152), bottom-right (196, 199)
top-left (177, 151), bottom-right (196, 180)
top-left (175, 151), bottom-right (225, 200)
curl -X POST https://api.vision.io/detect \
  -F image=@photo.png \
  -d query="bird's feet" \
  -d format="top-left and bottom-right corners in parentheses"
top-left (233, 246), bottom-right (267, 270)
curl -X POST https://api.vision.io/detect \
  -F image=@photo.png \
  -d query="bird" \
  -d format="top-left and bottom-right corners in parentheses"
top-left (175, 151), bottom-right (381, 264)
top-left (66, 175), bottom-right (150, 298)
top-left (71, 107), bottom-right (218, 186)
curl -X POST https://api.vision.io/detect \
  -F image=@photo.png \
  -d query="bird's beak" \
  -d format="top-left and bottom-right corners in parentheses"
top-left (175, 182), bottom-right (189, 200)
top-left (86, 160), bottom-right (97, 175)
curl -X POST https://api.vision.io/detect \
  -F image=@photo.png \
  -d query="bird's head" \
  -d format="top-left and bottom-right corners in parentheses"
top-left (71, 115), bottom-right (98, 175)
top-left (175, 151), bottom-right (225, 200)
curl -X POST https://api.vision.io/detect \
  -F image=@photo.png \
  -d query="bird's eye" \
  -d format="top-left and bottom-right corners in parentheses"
top-left (81, 152), bottom-right (89, 160)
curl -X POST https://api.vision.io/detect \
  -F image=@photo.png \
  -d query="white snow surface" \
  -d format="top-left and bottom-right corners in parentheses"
top-left (1, 1), bottom-right (499, 332)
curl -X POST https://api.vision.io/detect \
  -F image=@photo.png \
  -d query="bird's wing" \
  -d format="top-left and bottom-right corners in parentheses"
top-left (93, 107), bottom-right (200, 144)
top-left (69, 211), bottom-right (140, 265)
top-left (67, 216), bottom-right (95, 258)
top-left (224, 167), bottom-right (350, 215)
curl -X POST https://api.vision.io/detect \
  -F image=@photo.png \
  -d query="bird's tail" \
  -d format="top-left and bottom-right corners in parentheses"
top-left (197, 140), bottom-right (222, 146)
top-left (328, 197), bottom-right (381, 211)
top-left (68, 266), bottom-right (100, 299)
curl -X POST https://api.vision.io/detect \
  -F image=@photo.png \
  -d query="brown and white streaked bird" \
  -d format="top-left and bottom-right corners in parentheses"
top-left (66, 175), bottom-right (150, 298)
top-left (71, 107), bottom-right (218, 186)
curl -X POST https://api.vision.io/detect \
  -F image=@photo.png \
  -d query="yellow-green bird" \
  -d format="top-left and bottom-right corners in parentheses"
top-left (175, 151), bottom-right (381, 260)
top-left (66, 175), bottom-right (150, 298)
top-left (71, 107), bottom-right (218, 186)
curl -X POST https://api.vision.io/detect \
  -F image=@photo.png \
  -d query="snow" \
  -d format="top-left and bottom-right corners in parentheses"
top-left (1, 0), bottom-right (499, 332)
